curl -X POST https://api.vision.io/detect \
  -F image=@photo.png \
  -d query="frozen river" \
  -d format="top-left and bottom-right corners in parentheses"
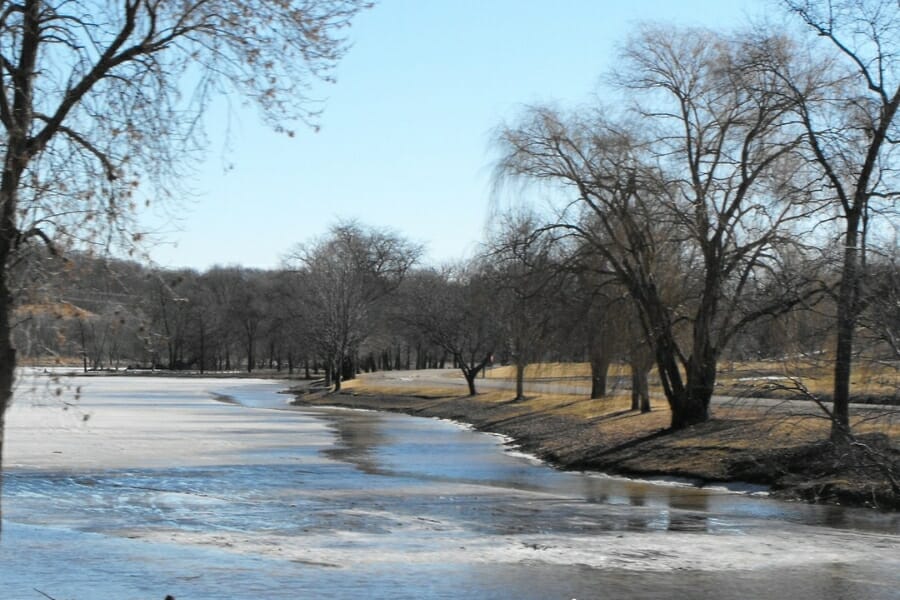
top-left (2, 374), bottom-right (899, 599)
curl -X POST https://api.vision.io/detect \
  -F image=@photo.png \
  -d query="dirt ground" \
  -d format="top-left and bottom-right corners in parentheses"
top-left (291, 382), bottom-right (900, 511)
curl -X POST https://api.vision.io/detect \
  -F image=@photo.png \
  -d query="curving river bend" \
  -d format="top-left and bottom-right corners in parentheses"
top-left (2, 375), bottom-right (899, 599)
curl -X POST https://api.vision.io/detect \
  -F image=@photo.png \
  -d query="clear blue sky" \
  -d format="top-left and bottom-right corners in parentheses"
top-left (145, 0), bottom-right (761, 271)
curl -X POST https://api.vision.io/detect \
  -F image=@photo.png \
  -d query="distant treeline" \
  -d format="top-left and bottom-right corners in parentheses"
top-left (11, 220), bottom-right (897, 405)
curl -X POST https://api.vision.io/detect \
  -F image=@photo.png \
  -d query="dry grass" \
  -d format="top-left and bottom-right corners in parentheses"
top-left (486, 362), bottom-right (630, 380)
top-left (349, 366), bottom-right (900, 453)
top-left (340, 378), bottom-right (464, 399)
top-left (716, 358), bottom-right (899, 399)
top-left (484, 359), bottom-right (899, 402)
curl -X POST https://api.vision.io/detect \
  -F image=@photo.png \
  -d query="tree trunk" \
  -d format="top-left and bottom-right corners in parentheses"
top-left (629, 348), bottom-right (654, 413)
top-left (78, 320), bottom-right (88, 373)
top-left (460, 353), bottom-right (492, 396)
top-left (0, 0), bottom-right (39, 531)
top-left (590, 356), bottom-right (610, 399)
top-left (631, 367), bottom-right (649, 412)
top-left (673, 351), bottom-right (716, 429)
top-left (324, 360), bottom-right (333, 388)
top-left (246, 334), bottom-right (254, 373)
top-left (341, 354), bottom-right (356, 381)
top-left (334, 352), bottom-right (351, 389)
top-left (199, 321), bottom-right (206, 374)
top-left (0, 271), bottom-right (15, 530)
top-left (464, 370), bottom-right (477, 395)
top-left (646, 283), bottom-right (716, 429)
top-left (832, 215), bottom-right (859, 442)
top-left (650, 322), bottom-right (706, 430)
top-left (515, 361), bottom-right (526, 400)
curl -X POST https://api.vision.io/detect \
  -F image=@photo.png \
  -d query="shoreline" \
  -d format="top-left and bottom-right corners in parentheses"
top-left (290, 389), bottom-right (900, 511)
top-left (316, 401), bottom-right (773, 496)
top-left (14, 368), bottom-right (898, 510)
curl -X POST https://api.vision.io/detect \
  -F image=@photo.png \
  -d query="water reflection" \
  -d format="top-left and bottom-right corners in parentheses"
top-left (321, 410), bottom-right (392, 475)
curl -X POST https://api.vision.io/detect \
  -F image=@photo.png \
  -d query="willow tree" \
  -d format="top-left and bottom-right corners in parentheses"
top-left (0, 0), bottom-right (370, 526)
top-left (496, 27), bottom-right (820, 429)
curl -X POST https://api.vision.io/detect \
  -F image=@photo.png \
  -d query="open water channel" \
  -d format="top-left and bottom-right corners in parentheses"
top-left (1, 375), bottom-right (899, 599)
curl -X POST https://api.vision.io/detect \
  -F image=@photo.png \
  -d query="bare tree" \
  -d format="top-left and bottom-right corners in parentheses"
top-left (766, 0), bottom-right (900, 440)
top-left (860, 253), bottom-right (900, 360)
top-left (496, 27), bottom-right (820, 429)
top-left (567, 251), bottom-right (632, 400)
top-left (401, 264), bottom-right (499, 396)
top-left (287, 222), bottom-right (421, 391)
top-left (484, 211), bottom-right (568, 401)
top-left (0, 0), bottom-right (370, 527)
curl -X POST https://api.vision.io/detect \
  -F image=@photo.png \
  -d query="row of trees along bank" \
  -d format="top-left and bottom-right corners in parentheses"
top-left (494, 2), bottom-right (900, 443)
top-left (14, 209), bottom-right (899, 429)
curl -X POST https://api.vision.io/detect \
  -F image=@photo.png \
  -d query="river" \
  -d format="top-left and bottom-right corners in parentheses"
top-left (1, 374), bottom-right (898, 599)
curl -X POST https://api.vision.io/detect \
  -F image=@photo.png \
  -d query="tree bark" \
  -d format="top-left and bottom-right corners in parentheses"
top-left (0, 272), bottom-right (14, 530)
top-left (590, 355), bottom-right (610, 399)
top-left (631, 366), bottom-right (650, 413)
top-left (831, 214), bottom-right (860, 441)
top-left (629, 348), bottom-right (653, 413)
top-left (464, 371), bottom-right (477, 396)
top-left (631, 368), bottom-right (650, 412)
top-left (460, 353), bottom-right (492, 396)
top-left (515, 361), bottom-right (526, 400)
top-left (199, 321), bottom-right (206, 374)
top-left (0, 0), bottom-right (39, 527)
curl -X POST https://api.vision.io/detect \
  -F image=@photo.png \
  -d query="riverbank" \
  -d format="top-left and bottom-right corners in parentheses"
top-left (290, 385), bottom-right (900, 511)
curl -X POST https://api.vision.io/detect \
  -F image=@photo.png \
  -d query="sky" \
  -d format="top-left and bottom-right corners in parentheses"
top-left (144, 0), bottom-right (762, 272)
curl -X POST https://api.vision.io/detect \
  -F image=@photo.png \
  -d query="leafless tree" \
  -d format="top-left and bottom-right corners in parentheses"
top-left (764, 0), bottom-right (900, 440)
top-left (496, 26), bottom-right (821, 429)
top-left (483, 211), bottom-right (569, 401)
top-left (0, 0), bottom-right (370, 526)
top-left (568, 235), bottom-right (658, 409)
top-left (860, 252), bottom-right (900, 361)
top-left (401, 264), bottom-right (499, 396)
top-left (287, 222), bottom-right (421, 391)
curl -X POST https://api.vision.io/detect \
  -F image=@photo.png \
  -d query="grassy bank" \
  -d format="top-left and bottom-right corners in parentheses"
top-left (292, 372), bottom-right (900, 511)
top-left (485, 360), bottom-right (900, 404)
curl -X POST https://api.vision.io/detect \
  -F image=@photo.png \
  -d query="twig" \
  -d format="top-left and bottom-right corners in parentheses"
top-left (770, 377), bottom-right (900, 495)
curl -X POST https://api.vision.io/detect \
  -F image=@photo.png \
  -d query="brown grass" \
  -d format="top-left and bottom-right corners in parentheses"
top-left (486, 362), bottom-right (630, 380)
top-left (484, 358), bottom-right (900, 401)
top-left (341, 379), bottom-right (463, 399)
top-left (716, 358), bottom-right (899, 399)
top-left (349, 366), bottom-right (900, 454)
